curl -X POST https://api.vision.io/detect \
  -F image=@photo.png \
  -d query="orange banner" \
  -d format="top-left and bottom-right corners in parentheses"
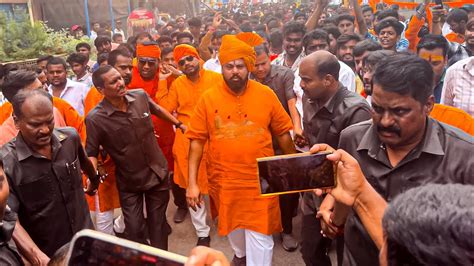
top-left (365, 0), bottom-right (467, 10)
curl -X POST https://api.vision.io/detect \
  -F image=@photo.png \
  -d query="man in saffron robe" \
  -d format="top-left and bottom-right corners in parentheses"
top-left (156, 44), bottom-right (222, 247)
top-left (186, 33), bottom-right (296, 266)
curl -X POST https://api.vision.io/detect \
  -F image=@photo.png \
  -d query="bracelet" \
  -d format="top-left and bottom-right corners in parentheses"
top-left (432, 20), bottom-right (441, 23)
top-left (175, 121), bottom-right (183, 128)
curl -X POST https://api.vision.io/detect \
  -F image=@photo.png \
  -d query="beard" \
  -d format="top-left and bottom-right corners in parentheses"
top-left (224, 74), bottom-right (248, 93)
top-left (342, 59), bottom-right (355, 69)
top-left (123, 74), bottom-right (132, 85)
top-left (183, 64), bottom-right (200, 77)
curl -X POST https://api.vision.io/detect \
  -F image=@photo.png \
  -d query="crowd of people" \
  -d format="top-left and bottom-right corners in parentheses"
top-left (0, 0), bottom-right (473, 265)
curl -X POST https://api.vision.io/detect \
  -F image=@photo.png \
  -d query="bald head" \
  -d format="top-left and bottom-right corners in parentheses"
top-left (299, 50), bottom-right (341, 101)
top-left (12, 89), bottom-right (53, 120)
top-left (302, 50), bottom-right (340, 80)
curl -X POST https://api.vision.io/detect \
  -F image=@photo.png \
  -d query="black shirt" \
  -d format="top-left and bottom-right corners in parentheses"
top-left (250, 64), bottom-right (296, 115)
top-left (1, 128), bottom-right (93, 257)
top-left (339, 118), bottom-right (474, 266)
top-left (0, 206), bottom-right (23, 266)
top-left (301, 85), bottom-right (371, 215)
top-left (250, 64), bottom-right (297, 154)
top-left (85, 89), bottom-right (169, 193)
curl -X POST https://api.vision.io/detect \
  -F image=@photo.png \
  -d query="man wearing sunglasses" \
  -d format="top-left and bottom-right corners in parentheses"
top-left (156, 44), bottom-right (222, 247)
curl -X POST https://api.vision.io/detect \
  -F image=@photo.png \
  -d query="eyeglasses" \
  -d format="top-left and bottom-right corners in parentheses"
top-left (138, 58), bottom-right (157, 66)
top-left (178, 56), bottom-right (194, 66)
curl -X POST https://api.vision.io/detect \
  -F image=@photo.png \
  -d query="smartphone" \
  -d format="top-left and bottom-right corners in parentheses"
top-left (67, 229), bottom-right (187, 266)
top-left (257, 152), bottom-right (336, 196)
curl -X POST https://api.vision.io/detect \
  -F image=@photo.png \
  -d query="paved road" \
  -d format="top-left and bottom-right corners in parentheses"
top-left (166, 195), bottom-right (306, 265)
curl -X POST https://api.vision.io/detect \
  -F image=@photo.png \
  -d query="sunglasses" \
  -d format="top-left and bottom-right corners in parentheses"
top-left (138, 58), bottom-right (157, 66)
top-left (178, 56), bottom-right (194, 66)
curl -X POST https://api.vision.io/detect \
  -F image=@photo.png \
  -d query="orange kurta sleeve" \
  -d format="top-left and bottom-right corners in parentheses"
top-left (155, 77), bottom-right (180, 113)
top-left (430, 104), bottom-right (474, 136)
top-left (52, 97), bottom-right (86, 141)
top-left (84, 86), bottom-right (104, 115)
top-left (0, 102), bottom-right (13, 124)
top-left (406, 15), bottom-right (425, 52)
top-left (186, 94), bottom-right (210, 141)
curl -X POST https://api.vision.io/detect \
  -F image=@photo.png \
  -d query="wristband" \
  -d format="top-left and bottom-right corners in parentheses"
top-left (175, 121), bottom-right (183, 128)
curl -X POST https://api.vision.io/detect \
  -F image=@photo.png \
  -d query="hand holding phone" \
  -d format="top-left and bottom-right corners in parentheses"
top-left (310, 144), bottom-right (369, 208)
top-left (258, 151), bottom-right (335, 196)
top-left (67, 230), bottom-right (187, 265)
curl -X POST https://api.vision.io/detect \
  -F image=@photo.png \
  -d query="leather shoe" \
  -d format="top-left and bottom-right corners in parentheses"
top-left (281, 233), bottom-right (298, 252)
top-left (196, 236), bottom-right (211, 247)
top-left (173, 208), bottom-right (188, 223)
top-left (231, 255), bottom-right (246, 266)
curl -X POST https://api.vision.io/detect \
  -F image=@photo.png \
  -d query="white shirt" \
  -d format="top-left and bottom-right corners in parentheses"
top-left (48, 78), bottom-right (91, 116)
top-left (90, 31), bottom-right (97, 42)
top-left (441, 57), bottom-right (474, 116)
top-left (293, 60), bottom-right (357, 116)
top-left (0, 91), bottom-right (7, 106)
top-left (203, 57), bottom-right (222, 74)
top-left (272, 51), bottom-right (306, 74)
top-left (113, 28), bottom-right (126, 40)
top-left (72, 72), bottom-right (93, 89)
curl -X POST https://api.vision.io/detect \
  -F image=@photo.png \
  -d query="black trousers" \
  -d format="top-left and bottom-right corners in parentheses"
top-left (301, 214), bottom-right (344, 266)
top-left (119, 184), bottom-right (170, 250)
top-left (279, 193), bottom-right (299, 234)
top-left (170, 174), bottom-right (188, 210)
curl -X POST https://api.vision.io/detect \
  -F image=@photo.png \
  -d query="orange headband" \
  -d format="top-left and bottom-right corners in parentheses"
top-left (136, 44), bottom-right (161, 58)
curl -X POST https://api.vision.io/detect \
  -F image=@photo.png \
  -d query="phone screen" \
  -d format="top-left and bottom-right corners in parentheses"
top-left (258, 153), bottom-right (335, 196)
top-left (68, 235), bottom-right (184, 266)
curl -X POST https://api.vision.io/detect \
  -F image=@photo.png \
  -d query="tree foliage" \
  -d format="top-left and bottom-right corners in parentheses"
top-left (0, 13), bottom-right (92, 62)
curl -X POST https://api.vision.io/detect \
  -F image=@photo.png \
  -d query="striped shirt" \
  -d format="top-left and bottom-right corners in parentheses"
top-left (441, 57), bottom-right (474, 116)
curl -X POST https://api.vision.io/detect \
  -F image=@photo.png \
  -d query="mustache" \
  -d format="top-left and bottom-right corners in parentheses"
top-left (376, 124), bottom-right (401, 136)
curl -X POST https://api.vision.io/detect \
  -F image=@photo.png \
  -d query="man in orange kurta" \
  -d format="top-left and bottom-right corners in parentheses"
top-left (186, 33), bottom-right (296, 266)
top-left (156, 44), bottom-right (221, 246)
top-left (127, 43), bottom-right (175, 176)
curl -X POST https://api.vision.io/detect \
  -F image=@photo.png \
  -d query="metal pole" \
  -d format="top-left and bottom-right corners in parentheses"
top-left (109, 0), bottom-right (116, 31)
top-left (27, 0), bottom-right (34, 26)
top-left (128, 0), bottom-right (132, 14)
top-left (84, 0), bottom-right (91, 36)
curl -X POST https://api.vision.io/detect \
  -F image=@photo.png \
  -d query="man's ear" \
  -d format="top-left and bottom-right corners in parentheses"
top-left (425, 95), bottom-right (435, 115)
top-left (96, 86), bottom-right (104, 95)
top-left (12, 114), bottom-right (20, 130)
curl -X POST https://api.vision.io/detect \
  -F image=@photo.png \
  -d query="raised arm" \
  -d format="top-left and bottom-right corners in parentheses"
top-left (306, 0), bottom-right (329, 31)
top-left (430, 4), bottom-right (446, 35)
top-left (351, 0), bottom-right (368, 36)
top-left (199, 13), bottom-right (223, 61)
